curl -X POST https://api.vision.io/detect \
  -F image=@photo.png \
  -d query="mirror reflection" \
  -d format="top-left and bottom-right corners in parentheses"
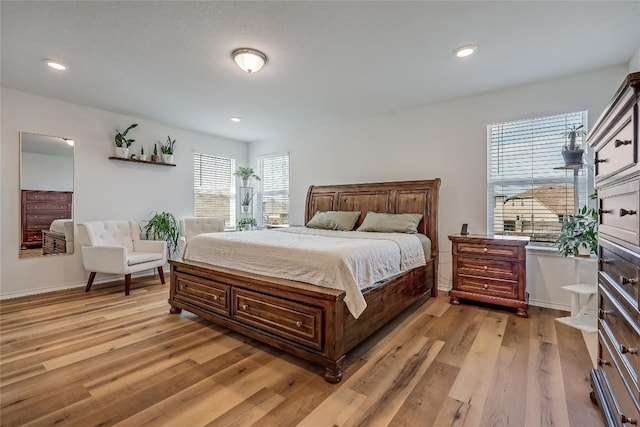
top-left (19, 132), bottom-right (74, 258)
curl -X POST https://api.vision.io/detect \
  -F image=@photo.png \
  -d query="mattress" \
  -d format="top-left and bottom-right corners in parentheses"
top-left (49, 219), bottom-right (72, 235)
top-left (183, 227), bottom-right (429, 318)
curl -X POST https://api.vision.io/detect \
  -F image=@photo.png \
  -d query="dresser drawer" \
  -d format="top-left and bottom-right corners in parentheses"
top-left (42, 231), bottom-right (66, 254)
top-left (456, 276), bottom-right (518, 299)
top-left (600, 284), bottom-right (640, 390)
top-left (599, 179), bottom-right (640, 247)
top-left (599, 329), bottom-right (640, 424)
top-left (24, 201), bottom-right (71, 212)
top-left (232, 288), bottom-right (323, 350)
top-left (23, 191), bottom-right (71, 202)
top-left (595, 112), bottom-right (637, 183)
top-left (455, 242), bottom-right (520, 259)
top-left (600, 240), bottom-right (640, 309)
top-left (174, 273), bottom-right (230, 317)
top-left (24, 231), bottom-right (41, 242)
top-left (457, 257), bottom-right (518, 281)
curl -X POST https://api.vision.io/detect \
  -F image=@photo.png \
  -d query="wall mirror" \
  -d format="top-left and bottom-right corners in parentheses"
top-left (19, 132), bottom-right (74, 258)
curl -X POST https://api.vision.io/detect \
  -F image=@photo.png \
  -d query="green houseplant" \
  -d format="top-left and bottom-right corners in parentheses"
top-left (234, 167), bottom-right (260, 187)
top-left (159, 136), bottom-right (176, 164)
top-left (143, 211), bottom-right (179, 257)
top-left (237, 217), bottom-right (257, 231)
top-left (562, 124), bottom-right (587, 165)
top-left (556, 204), bottom-right (597, 257)
top-left (114, 123), bottom-right (138, 158)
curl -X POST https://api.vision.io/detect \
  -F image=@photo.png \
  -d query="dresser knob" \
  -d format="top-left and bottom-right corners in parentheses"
top-left (598, 258), bottom-right (612, 265)
top-left (614, 139), bottom-right (632, 148)
top-left (598, 209), bottom-right (612, 215)
top-left (483, 284), bottom-right (488, 290)
top-left (619, 208), bottom-right (637, 217)
top-left (598, 358), bottom-right (611, 367)
top-left (620, 276), bottom-right (637, 286)
top-left (241, 304), bottom-right (249, 310)
top-left (212, 295), bottom-right (219, 301)
top-left (620, 344), bottom-right (638, 355)
top-left (483, 266), bottom-right (488, 270)
top-left (483, 248), bottom-right (488, 252)
top-left (295, 320), bottom-right (303, 328)
top-left (621, 415), bottom-right (638, 425)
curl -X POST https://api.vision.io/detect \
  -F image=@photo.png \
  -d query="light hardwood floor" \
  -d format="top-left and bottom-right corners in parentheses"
top-left (0, 277), bottom-right (603, 427)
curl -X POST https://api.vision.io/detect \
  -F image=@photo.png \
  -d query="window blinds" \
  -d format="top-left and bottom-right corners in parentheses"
top-left (487, 111), bottom-right (588, 243)
top-left (259, 154), bottom-right (290, 226)
top-left (193, 153), bottom-right (236, 228)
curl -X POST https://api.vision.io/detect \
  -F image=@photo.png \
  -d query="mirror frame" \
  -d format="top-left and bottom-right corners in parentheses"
top-left (19, 132), bottom-right (75, 258)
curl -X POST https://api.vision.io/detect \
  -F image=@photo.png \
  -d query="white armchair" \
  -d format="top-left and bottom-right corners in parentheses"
top-left (77, 220), bottom-right (167, 295)
top-left (178, 217), bottom-right (225, 257)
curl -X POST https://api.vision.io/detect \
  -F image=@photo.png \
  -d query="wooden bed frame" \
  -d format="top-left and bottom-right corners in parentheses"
top-left (168, 179), bottom-right (440, 382)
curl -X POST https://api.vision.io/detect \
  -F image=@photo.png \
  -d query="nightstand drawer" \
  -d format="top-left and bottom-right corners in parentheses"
top-left (455, 242), bottom-right (520, 259)
top-left (457, 276), bottom-right (518, 299)
top-left (457, 257), bottom-right (518, 281)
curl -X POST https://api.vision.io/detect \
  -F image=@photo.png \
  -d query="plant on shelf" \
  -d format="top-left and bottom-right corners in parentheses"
top-left (143, 211), bottom-right (179, 257)
top-left (561, 124), bottom-right (587, 165)
top-left (234, 167), bottom-right (260, 187)
top-left (556, 204), bottom-right (598, 257)
top-left (152, 143), bottom-right (158, 162)
top-left (241, 190), bottom-right (253, 213)
top-left (114, 123), bottom-right (138, 158)
top-left (237, 217), bottom-right (257, 231)
top-left (139, 146), bottom-right (146, 161)
top-left (159, 135), bottom-right (176, 163)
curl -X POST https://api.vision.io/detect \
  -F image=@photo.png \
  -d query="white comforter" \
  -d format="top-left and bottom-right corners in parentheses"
top-left (183, 227), bottom-right (427, 318)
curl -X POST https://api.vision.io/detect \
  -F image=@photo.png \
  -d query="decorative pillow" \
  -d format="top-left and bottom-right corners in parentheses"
top-left (306, 211), bottom-right (361, 231)
top-left (356, 212), bottom-right (423, 233)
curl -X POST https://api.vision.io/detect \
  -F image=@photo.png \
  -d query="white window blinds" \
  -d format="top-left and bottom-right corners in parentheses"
top-left (259, 153), bottom-right (290, 227)
top-left (487, 111), bottom-right (588, 243)
top-left (193, 153), bottom-right (236, 228)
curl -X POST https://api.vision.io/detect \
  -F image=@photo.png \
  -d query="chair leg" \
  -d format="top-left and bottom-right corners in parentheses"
top-left (124, 274), bottom-right (132, 296)
top-left (85, 272), bottom-right (97, 292)
top-left (158, 266), bottom-right (166, 284)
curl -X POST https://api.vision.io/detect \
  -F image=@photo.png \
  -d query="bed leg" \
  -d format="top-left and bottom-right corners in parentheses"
top-left (324, 363), bottom-right (343, 383)
top-left (169, 306), bottom-right (182, 314)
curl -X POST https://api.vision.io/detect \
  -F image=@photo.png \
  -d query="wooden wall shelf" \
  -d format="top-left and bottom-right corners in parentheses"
top-left (108, 156), bottom-right (176, 167)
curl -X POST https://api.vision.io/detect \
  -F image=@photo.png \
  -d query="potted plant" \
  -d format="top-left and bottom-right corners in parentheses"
top-left (241, 190), bottom-right (253, 213)
top-left (234, 167), bottom-right (260, 187)
top-left (159, 135), bottom-right (176, 164)
top-left (139, 146), bottom-right (146, 161)
top-left (151, 143), bottom-right (158, 162)
top-left (562, 124), bottom-right (587, 166)
top-left (556, 204), bottom-right (597, 257)
top-left (237, 217), bottom-right (257, 231)
top-left (143, 211), bottom-right (179, 258)
top-left (114, 123), bottom-right (138, 158)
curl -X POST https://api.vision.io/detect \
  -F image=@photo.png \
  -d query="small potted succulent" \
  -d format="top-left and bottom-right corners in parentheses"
top-left (562, 124), bottom-right (587, 166)
top-left (151, 143), bottom-right (159, 162)
top-left (114, 123), bottom-right (138, 158)
top-left (139, 146), bottom-right (146, 161)
top-left (159, 135), bottom-right (176, 164)
top-left (234, 167), bottom-right (260, 187)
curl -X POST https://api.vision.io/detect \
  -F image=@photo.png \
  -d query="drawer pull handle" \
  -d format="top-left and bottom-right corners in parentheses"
top-left (598, 209), bottom-right (612, 215)
top-left (598, 258), bottom-right (613, 265)
top-left (598, 358), bottom-right (611, 366)
top-left (483, 266), bottom-right (488, 270)
top-left (614, 139), bottom-right (632, 148)
top-left (295, 320), bottom-right (303, 328)
top-left (621, 415), bottom-right (638, 425)
top-left (619, 208), bottom-right (637, 217)
top-left (598, 308), bottom-right (612, 318)
top-left (620, 276), bottom-right (637, 285)
top-left (212, 295), bottom-right (219, 301)
top-left (483, 284), bottom-right (488, 290)
top-left (595, 158), bottom-right (607, 164)
top-left (241, 304), bottom-right (249, 310)
top-left (620, 344), bottom-right (638, 355)
top-left (483, 248), bottom-right (488, 253)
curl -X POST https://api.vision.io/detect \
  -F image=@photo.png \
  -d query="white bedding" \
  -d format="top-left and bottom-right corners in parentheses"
top-left (50, 219), bottom-right (72, 234)
top-left (183, 227), bottom-right (428, 318)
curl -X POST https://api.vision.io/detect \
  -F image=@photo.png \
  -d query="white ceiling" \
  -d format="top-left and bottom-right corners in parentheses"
top-left (2, 1), bottom-right (639, 143)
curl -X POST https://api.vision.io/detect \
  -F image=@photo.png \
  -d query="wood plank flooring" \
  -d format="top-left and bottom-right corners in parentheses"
top-left (0, 277), bottom-right (603, 426)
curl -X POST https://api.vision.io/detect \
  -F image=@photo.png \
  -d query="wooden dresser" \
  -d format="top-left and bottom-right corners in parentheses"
top-left (448, 234), bottom-right (529, 317)
top-left (589, 72), bottom-right (640, 426)
top-left (20, 190), bottom-right (72, 249)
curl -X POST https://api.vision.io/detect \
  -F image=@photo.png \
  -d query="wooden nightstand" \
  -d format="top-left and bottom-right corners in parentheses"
top-left (448, 234), bottom-right (529, 317)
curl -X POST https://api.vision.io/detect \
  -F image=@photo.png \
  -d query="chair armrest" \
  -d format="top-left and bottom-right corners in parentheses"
top-left (178, 237), bottom-right (187, 258)
top-left (133, 240), bottom-right (167, 262)
top-left (81, 245), bottom-right (127, 274)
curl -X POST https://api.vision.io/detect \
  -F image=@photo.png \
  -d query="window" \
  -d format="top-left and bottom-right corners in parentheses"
top-left (258, 153), bottom-right (290, 227)
top-left (193, 153), bottom-right (236, 228)
top-left (487, 111), bottom-right (589, 243)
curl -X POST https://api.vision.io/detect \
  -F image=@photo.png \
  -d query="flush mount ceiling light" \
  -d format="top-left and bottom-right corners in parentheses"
top-left (44, 59), bottom-right (68, 71)
top-left (232, 48), bottom-right (267, 73)
top-left (454, 44), bottom-right (477, 58)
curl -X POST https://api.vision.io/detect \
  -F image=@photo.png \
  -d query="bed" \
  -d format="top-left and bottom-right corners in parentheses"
top-left (42, 219), bottom-right (74, 255)
top-left (168, 179), bottom-right (440, 382)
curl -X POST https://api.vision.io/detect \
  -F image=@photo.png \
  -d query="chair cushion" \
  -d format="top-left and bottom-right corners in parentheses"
top-left (85, 220), bottom-right (135, 252)
top-left (127, 252), bottom-right (163, 266)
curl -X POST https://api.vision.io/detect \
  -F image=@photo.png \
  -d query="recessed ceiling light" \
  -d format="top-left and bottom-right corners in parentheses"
top-left (44, 59), bottom-right (68, 71)
top-left (231, 117), bottom-right (242, 122)
top-left (454, 45), bottom-right (477, 58)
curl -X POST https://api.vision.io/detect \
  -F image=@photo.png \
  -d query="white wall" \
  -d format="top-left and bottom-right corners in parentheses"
top-left (21, 152), bottom-right (73, 191)
top-left (249, 65), bottom-right (629, 310)
top-left (630, 47), bottom-right (640, 72)
top-left (1, 88), bottom-right (247, 297)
